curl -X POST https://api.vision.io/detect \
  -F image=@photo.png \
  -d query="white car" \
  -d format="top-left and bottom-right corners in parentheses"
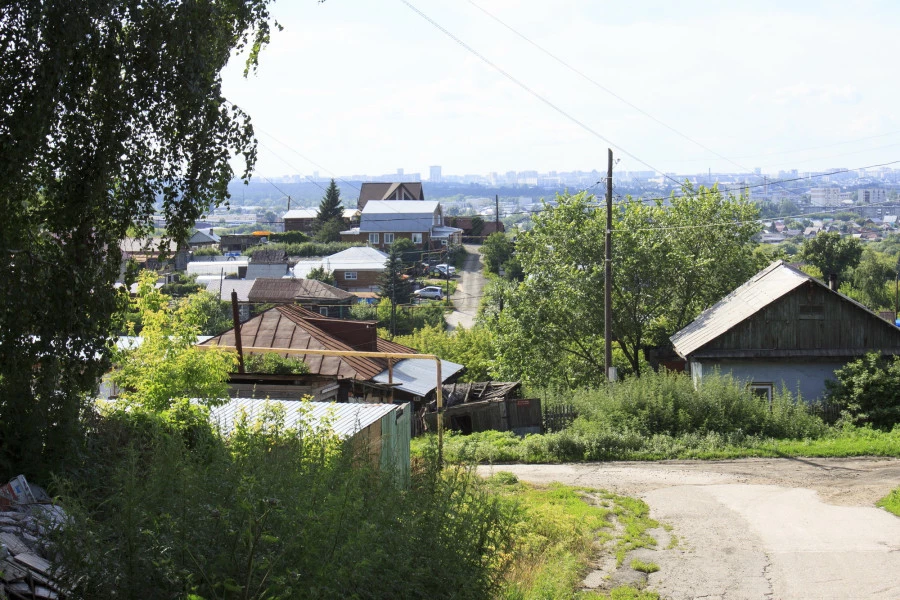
top-left (430, 263), bottom-right (457, 277)
top-left (413, 286), bottom-right (444, 300)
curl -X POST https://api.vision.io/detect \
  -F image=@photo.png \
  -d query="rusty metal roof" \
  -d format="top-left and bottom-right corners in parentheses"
top-left (671, 261), bottom-right (810, 358)
top-left (247, 278), bottom-right (354, 303)
top-left (199, 305), bottom-right (415, 381)
top-left (209, 399), bottom-right (400, 439)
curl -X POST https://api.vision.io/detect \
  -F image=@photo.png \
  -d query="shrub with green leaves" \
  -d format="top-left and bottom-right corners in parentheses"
top-left (243, 352), bottom-right (310, 375)
top-left (825, 352), bottom-right (900, 430)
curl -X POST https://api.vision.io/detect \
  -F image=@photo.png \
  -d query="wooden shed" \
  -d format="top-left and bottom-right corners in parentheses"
top-left (424, 382), bottom-right (542, 435)
top-left (671, 260), bottom-right (900, 401)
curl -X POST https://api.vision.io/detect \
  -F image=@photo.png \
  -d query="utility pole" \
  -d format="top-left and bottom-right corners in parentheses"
top-left (495, 194), bottom-right (500, 233)
top-left (604, 148), bottom-right (614, 382)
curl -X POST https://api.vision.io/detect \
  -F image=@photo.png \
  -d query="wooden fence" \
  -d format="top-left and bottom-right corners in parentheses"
top-left (542, 403), bottom-right (577, 432)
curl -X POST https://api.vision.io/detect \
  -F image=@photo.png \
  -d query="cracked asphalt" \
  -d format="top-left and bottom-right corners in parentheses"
top-left (478, 458), bottom-right (900, 599)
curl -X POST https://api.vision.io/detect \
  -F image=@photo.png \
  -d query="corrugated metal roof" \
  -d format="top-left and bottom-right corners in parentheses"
top-left (293, 247), bottom-right (388, 277)
top-left (208, 399), bottom-right (398, 439)
top-left (372, 358), bottom-right (464, 397)
top-left (670, 261), bottom-right (814, 358)
top-left (358, 201), bottom-right (439, 234)
top-left (199, 305), bottom-right (414, 381)
top-left (246, 263), bottom-right (290, 280)
top-left (206, 279), bottom-right (255, 302)
top-left (283, 209), bottom-right (318, 220)
top-left (247, 278), bottom-right (354, 303)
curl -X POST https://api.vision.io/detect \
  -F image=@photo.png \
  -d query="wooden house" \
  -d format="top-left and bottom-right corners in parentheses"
top-left (357, 182), bottom-right (424, 211)
top-left (246, 278), bottom-right (356, 318)
top-left (671, 260), bottom-right (900, 401)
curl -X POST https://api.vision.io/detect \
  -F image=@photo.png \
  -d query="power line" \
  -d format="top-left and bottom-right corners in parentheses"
top-left (399, 0), bottom-right (687, 192)
top-left (465, 0), bottom-right (753, 176)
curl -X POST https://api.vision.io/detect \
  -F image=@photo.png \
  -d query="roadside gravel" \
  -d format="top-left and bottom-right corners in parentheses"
top-left (479, 458), bottom-right (900, 599)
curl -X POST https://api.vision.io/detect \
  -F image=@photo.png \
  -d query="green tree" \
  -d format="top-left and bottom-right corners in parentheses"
top-left (393, 324), bottom-right (495, 381)
top-left (314, 217), bottom-right (346, 243)
top-left (307, 265), bottom-right (336, 286)
top-left (378, 249), bottom-right (413, 336)
top-left (480, 232), bottom-right (515, 275)
top-left (314, 179), bottom-right (345, 241)
top-left (490, 186), bottom-right (760, 386)
top-left (825, 352), bottom-right (900, 430)
top-left (801, 232), bottom-right (863, 285)
top-left (391, 237), bottom-right (422, 268)
top-left (112, 273), bottom-right (237, 411)
top-left (848, 250), bottom-right (896, 310)
top-left (0, 0), bottom-right (275, 477)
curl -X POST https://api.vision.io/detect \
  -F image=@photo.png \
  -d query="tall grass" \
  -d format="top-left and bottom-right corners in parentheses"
top-left (51, 401), bottom-right (513, 599)
top-left (412, 371), bottom-right (900, 463)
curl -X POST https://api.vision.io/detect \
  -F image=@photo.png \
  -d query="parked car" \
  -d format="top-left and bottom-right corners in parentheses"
top-left (429, 263), bottom-right (457, 277)
top-left (413, 286), bottom-right (444, 300)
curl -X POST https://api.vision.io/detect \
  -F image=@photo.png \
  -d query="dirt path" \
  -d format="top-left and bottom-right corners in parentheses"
top-left (478, 458), bottom-right (900, 599)
top-left (445, 244), bottom-right (484, 330)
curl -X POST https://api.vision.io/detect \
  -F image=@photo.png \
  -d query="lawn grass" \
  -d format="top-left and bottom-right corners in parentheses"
top-left (411, 426), bottom-right (900, 464)
top-left (877, 486), bottom-right (900, 517)
top-left (485, 473), bottom-right (659, 600)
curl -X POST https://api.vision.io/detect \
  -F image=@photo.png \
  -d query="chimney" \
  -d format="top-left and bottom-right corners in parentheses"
top-left (209, 228), bottom-right (214, 235)
top-left (828, 273), bottom-right (838, 291)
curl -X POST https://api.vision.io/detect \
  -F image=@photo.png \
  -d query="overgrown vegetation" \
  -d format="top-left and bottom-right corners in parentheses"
top-left (351, 297), bottom-right (446, 337)
top-left (482, 472), bottom-right (659, 599)
top-left (413, 370), bottom-right (900, 463)
top-left (241, 241), bottom-right (361, 257)
top-left (824, 352), bottom-right (900, 430)
top-left (878, 486), bottom-right (900, 517)
top-left (243, 352), bottom-right (310, 375)
top-left (50, 403), bottom-right (513, 599)
top-left (393, 324), bottom-right (496, 381)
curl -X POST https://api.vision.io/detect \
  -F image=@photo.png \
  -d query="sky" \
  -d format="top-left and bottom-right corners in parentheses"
top-left (220, 0), bottom-right (900, 180)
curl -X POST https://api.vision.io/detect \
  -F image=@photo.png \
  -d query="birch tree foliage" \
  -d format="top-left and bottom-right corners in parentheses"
top-left (0, 0), bottom-right (276, 477)
top-left (490, 186), bottom-right (760, 386)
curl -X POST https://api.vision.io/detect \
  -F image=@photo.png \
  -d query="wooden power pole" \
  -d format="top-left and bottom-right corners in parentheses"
top-left (604, 149), bottom-right (613, 382)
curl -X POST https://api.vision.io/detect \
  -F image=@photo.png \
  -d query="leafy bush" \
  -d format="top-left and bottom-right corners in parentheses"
top-left (351, 298), bottom-right (446, 336)
top-left (243, 352), bottom-right (310, 375)
top-left (268, 230), bottom-right (309, 244)
top-left (51, 403), bottom-right (514, 599)
top-left (825, 352), bottom-right (900, 430)
top-left (192, 245), bottom-right (223, 257)
top-left (242, 241), bottom-right (361, 257)
top-left (393, 324), bottom-right (495, 381)
top-left (565, 370), bottom-right (826, 439)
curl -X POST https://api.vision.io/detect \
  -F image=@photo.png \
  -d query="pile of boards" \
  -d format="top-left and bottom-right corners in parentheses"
top-left (0, 476), bottom-right (65, 600)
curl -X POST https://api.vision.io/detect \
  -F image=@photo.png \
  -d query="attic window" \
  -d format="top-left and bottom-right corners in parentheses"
top-left (799, 304), bottom-right (824, 320)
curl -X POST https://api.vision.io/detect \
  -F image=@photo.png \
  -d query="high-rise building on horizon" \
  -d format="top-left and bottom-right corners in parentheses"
top-left (429, 165), bottom-right (442, 183)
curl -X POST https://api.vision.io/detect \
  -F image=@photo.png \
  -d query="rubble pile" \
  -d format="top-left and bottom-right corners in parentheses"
top-left (0, 476), bottom-right (65, 600)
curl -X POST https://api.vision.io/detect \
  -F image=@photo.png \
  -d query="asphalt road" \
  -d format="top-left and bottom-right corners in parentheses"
top-left (478, 458), bottom-right (900, 599)
top-left (445, 244), bottom-right (485, 330)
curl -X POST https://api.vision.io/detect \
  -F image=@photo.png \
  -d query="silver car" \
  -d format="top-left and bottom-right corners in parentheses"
top-left (413, 286), bottom-right (444, 300)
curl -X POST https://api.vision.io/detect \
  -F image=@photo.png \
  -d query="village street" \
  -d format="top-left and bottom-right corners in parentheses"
top-left (479, 458), bottom-right (900, 599)
top-left (445, 243), bottom-right (485, 330)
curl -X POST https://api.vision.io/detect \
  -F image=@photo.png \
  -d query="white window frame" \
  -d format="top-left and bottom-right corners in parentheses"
top-left (344, 271), bottom-right (357, 280)
top-left (384, 233), bottom-right (395, 244)
top-left (319, 307), bottom-right (329, 316)
top-left (411, 233), bottom-right (423, 244)
top-left (368, 233), bottom-right (379, 244)
top-left (749, 382), bottom-right (774, 405)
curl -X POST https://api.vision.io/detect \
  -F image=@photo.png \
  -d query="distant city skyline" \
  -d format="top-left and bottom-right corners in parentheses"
top-left (221, 1), bottom-right (900, 180)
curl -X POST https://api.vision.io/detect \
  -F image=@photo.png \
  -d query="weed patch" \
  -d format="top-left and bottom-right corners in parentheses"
top-left (877, 486), bottom-right (900, 517)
